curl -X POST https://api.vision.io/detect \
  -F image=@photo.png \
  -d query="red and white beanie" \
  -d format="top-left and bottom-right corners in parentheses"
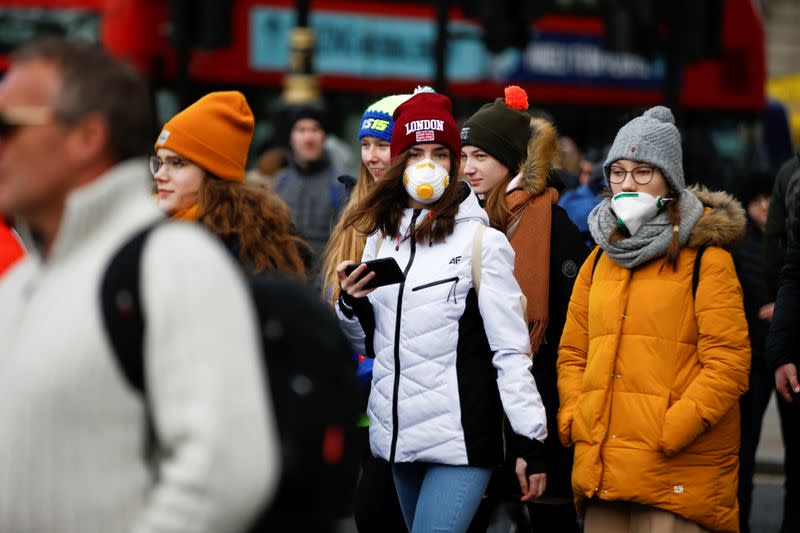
top-left (390, 87), bottom-right (461, 161)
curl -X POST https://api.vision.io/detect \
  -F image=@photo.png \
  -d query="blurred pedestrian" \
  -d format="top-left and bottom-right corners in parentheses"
top-left (556, 135), bottom-right (581, 190)
top-left (764, 191), bottom-right (800, 533)
top-left (558, 158), bottom-right (604, 244)
top-left (153, 91), bottom-right (307, 276)
top-left (247, 146), bottom-right (290, 188)
top-left (0, 38), bottom-right (276, 533)
top-left (764, 152), bottom-right (800, 298)
top-left (461, 85), bottom-right (587, 532)
top-left (558, 106), bottom-right (750, 533)
top-left (733, 172), bottom-right (790, 533)
top-left (335, 91), bottom-right (548, 532)
top-left (273, 104), bottom-right (344, 282)
top-left (321, 92), bottom-right (412, 533)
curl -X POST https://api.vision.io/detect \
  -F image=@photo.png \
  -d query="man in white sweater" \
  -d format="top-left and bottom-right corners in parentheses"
top-left (0, 39), bottom-right (278, 533)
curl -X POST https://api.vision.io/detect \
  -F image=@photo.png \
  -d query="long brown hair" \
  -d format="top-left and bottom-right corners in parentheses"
top-left (320, 161), bottom-right (376, 304)
top-left (339, 148), bottom-right (463, 247)
top-left (198, 177), bottom-right (308, 276)
top-left (482, 171), bottom-right (515, 232)
top-left (608, 183), bottom-right (683, 269)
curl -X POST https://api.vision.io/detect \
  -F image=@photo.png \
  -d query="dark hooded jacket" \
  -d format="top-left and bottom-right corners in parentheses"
top-left (765, 192), bottom-right (800, 370)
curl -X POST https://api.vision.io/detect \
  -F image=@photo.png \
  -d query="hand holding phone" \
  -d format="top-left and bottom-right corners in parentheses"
top-left (344, 258), bottom-right (405, 290)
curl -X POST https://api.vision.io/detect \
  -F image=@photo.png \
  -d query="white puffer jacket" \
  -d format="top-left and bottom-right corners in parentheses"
top-left (338, 190), bottom-right (547, 466)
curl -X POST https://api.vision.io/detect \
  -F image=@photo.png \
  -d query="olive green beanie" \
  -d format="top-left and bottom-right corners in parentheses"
top-left (460, 85), bottom-right (531, 171)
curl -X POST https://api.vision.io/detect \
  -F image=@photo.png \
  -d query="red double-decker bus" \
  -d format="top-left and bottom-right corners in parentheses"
top-left (0, 0), bottom-right (769, 186)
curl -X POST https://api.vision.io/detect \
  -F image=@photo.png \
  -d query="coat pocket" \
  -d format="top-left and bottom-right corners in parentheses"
top-left (563, 393), bottom-right (585, 445)
top-left (411, 277), bottom-right (461, 303)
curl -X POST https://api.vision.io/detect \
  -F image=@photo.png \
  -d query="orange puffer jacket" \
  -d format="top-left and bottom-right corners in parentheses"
top-left (557, 188), bottom-right (750, 533)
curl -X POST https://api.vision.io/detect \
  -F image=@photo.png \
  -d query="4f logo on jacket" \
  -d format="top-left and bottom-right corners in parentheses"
top-left (449, 256), bottom-right (461, 265)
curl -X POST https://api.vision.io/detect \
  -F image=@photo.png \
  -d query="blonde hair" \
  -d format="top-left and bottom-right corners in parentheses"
top-left (320, 162), bottom-right (376, 305)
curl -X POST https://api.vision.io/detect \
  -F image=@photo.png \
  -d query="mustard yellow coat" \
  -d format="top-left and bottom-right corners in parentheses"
top-left (557, 189), bottom-right (750, 533)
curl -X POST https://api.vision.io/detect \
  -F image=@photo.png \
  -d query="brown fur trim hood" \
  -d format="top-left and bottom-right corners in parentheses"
top-left (686, 185), bottom-right (746, 249)
top-left (516, 116), bottom-right (560, 197)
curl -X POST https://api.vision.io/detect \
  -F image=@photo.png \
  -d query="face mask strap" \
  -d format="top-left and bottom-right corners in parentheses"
top-left (656, 197), bottom-right (675, 209)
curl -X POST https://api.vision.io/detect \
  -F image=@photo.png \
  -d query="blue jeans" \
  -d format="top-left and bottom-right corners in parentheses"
top-left (392, 462), bottom-right (492, 533)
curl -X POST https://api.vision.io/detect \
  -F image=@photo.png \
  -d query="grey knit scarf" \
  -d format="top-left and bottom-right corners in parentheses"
top-left (588, 189), bottom-right (704, 269)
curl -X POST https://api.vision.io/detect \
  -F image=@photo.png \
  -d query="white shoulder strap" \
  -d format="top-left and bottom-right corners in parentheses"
top-left (471, 224), bottom-right (486, 294)
top-left (375, 233), bottom-right (385, 257)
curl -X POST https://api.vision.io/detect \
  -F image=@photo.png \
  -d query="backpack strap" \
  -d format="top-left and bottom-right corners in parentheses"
top-left (101, 223), bottom-right (159, 394)
top-left (692, 245), bottom-right (706, 299)
top-left (590, 246), bottom-right (704, 297)
top-left (591, 248), bottom-right (604, 280)
top-left (100, 222), bottom-right (160, 464)
top-left (375, 233), bottom-right (385, 257)
top-left (472, 224), bottom-right (487, 294)
top-left (588, 246), bottom-right (704, 300)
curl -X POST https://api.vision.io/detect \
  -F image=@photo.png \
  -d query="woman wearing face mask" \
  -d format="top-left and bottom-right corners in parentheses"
top-left (461, 86), bottom-right (587, 532)
top-left (335, 91), bottom-right (548, 533)
top-left (557, 106), bottom-right (750, 533)
top-left (152, 91), bottom-right (306, 276)
top-left (321, 93), bottom-right (411, 533)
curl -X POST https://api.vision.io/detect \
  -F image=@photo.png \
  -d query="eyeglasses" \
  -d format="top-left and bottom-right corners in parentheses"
top-left (149, 155), bottom-right (189, 176)
top-left (608, 165), bottom-right (657, 185)
top-left (0, 106), bottom-right (52, 140)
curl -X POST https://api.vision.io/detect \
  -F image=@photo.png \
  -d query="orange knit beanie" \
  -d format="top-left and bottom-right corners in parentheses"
top-left (154, 91), bottom-right (254, 182)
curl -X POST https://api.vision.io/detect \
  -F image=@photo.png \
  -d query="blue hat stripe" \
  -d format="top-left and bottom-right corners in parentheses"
top-left (358, 110), bottom-right (394, 142)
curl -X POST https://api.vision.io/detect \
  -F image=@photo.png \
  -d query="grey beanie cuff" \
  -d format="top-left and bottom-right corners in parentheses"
top-left (603, 106), bottom-right (684, 191)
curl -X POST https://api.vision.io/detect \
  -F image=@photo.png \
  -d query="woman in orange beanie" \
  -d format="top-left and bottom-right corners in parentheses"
top-left (152, 91), bottom-right (307, 276)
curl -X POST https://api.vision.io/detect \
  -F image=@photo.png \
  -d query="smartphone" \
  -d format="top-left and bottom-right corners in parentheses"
top-left (344, 257), bottom-right (405, 290)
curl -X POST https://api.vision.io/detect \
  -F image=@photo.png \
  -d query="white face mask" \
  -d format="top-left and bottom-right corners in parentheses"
top-left (611, 192), bottom-right (668, 235)
top-left (403, 159), bottom-right (450, 204)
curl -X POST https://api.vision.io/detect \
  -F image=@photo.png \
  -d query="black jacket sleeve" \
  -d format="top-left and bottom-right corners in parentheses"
top-left (765, 155), bottom-right (800, 298)
top-left (338, 291), bottom-right (377, 357)
top-left (765, 192), bottom-right (800, 370)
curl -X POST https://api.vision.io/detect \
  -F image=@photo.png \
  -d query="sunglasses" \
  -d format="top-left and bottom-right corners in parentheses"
top-left (0, 106), bottom-right (52, 140)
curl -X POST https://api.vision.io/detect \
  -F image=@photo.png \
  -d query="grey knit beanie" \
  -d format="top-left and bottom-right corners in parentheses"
top-left (603, 106), bottom-right (684, 191)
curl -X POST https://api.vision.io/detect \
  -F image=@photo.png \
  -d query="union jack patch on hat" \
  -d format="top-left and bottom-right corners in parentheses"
top-left (416, 130), bottom-right (435, 142)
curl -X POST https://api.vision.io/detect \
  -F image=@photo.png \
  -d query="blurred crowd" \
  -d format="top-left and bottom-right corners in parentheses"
top-left (1, 37), bottom-right (800, 533)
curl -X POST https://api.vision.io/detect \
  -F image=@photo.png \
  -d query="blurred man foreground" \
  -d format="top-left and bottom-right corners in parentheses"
top-left (0, 38), bottom-right (277, 533)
